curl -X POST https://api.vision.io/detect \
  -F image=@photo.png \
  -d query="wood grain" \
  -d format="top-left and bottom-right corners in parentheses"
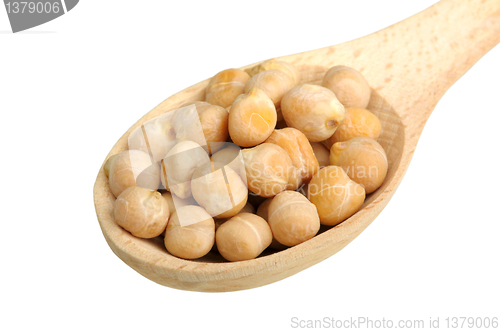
top-left (93, 0), bottom-right (500, 292)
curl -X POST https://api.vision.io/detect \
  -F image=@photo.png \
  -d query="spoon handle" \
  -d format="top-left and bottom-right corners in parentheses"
top-left (282, 0), bottom-right (500, 136)
top-left (375, 0), bottom-right (500, 123)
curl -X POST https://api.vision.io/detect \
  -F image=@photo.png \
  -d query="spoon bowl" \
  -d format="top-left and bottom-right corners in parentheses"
top-left (94, 0), bottom-right (500, 292)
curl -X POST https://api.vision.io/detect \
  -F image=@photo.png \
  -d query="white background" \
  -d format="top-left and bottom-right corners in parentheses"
top-left (1, 1), bottom-right (499, 331)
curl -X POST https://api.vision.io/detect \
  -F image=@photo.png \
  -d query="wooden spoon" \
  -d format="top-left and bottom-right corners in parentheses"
top-left (93, 0), bottom-right (500, 292)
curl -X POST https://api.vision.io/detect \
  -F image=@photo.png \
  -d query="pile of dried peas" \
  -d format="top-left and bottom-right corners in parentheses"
top-left (104, 60), bottom-right (388, 262)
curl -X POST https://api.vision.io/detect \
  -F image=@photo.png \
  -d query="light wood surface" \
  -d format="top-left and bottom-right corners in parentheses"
top-left (93, 0), bottom-right (500, 292)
